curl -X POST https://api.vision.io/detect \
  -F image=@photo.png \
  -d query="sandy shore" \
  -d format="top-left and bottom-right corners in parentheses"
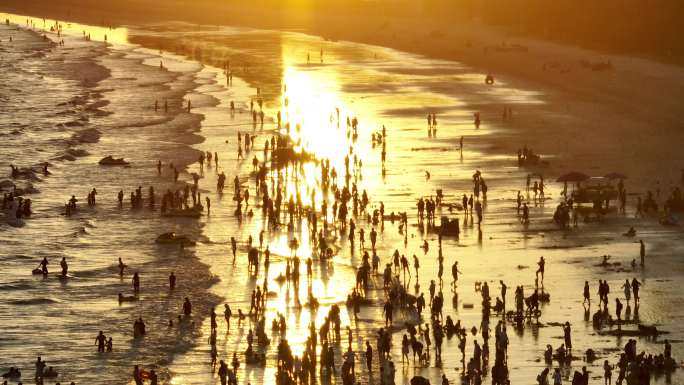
top-left (2, 0), bottom-right (683, 194)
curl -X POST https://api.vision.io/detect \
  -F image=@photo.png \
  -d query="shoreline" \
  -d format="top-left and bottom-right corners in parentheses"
top-left (1, 19), bottom-right (224, 384)
top-left (3, 3), bottom-right (684, 193)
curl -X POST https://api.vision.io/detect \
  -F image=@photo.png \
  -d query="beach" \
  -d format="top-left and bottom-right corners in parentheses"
top-left (1, 7), bottom-right (683, 385)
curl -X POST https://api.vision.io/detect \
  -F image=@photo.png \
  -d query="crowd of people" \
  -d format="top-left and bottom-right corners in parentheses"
top-left (3, 21), bottom-right (683, 385)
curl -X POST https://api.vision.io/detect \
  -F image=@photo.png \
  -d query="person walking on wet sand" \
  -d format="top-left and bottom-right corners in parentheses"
top-left (622, 279), bottom-right (631, 302)
top-left (451, 261), bottom-right (461, 288)
top-left (631, 278), bottom-right (641, 305)
top-left (231, 237), bottom-right (237, 263)
top-left (206, 197), bottom-right (211, 215)
top-left (218, 360), bottom-right (228, 385)
top-left (536, 256), bottom-right (545, 283)
top-left (210, 307), bottom-right (218, 332)
top-left (583, 281), bottom-right (591, 307)
top-left (169, 272), bottom-right (176, 290)
top-left (639, 240), bottom-right (645, 266)
top-left (475, 200), bottom-right (483, 224)
top-left (615, 298), bottom-right (623, 328)
top-left (224, 303), bottom-right (232, 331)
top-left (383, 300), bottom-right (393, 326)
top-left (563, 322), bottom-right (572, 352)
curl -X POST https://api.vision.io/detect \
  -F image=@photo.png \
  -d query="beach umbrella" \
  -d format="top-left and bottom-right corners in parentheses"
top-left (604, 172), bottom-right (627, 180)
top-left (556, 172), bottom-right (589, 183)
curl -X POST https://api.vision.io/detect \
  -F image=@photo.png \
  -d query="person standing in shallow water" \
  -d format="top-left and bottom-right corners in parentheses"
top-left (60, 257), bottom-right (68, 277)
top-left (169, 272), bottom-right (176, 290)
top-left (95, 330), bottom-right (106, 352)
top-left (132, 272), bottom-right (140, 293)
top-left (639, 240), bottom-right (646, 266)
top-left (118, 257), bottom-right (126, 276)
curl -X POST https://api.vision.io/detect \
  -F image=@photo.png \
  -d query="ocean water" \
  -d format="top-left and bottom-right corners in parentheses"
top-left (1, 13), bottom-right (683, 385)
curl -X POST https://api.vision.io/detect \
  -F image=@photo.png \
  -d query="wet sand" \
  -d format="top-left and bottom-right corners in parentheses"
top-left (3, 0), bottom-right (683, 191)
top-left (123, 21), bottom-right (684, 385)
